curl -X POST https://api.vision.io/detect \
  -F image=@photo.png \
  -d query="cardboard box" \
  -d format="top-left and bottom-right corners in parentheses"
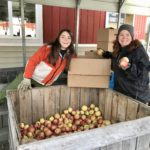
top-left (97, 28), bottom-right (117, 42)
top-left (68, 58), bottom-right (111, 88)
top-left (97, 41), bottom-right (114, 52)
top-left (85, 50), bottom-right (102, 58)
top-left (69, 58), bottom-right (111, 75)
top-left (68, 73), bottom-right (109, 88)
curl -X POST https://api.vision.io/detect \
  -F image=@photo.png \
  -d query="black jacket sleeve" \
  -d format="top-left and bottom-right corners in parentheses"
top-left (102, 51), bottom-right (113, 58)
top-left (124, 46), bottom-right (150, 80)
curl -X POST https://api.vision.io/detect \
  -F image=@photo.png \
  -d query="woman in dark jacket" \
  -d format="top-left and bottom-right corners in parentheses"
top-left (103, 24), bottom-right (150, 104)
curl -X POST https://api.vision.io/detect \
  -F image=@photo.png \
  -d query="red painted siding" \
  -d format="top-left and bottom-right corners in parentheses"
top-left (43, 6), bottom-right (76, 43)
top-left (79, 10), bottom-right (105, 43)
top-left (43, 6), bottom-right (106, 44)
top-left (134, 15), bottom-right (147, 40)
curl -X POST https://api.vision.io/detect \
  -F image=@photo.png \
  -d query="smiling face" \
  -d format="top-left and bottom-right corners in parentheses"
top-left (118, 30), bottom-right (132, 47)
top-left (59, 31), bottom-right (72, 50)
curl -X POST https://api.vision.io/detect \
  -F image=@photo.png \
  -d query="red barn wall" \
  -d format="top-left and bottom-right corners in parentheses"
top-left (43, 6), bottom-right (106, 44)
top-left (134, 15), bottom-right (147, 40)
top-left (43, 6), bottom-right (147, 44)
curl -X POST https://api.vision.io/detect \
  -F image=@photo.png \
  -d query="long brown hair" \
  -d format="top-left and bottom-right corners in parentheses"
top-left (112, 38), bottom-right (142, 57)
top-left (47, 29), bottom-right (76, 70)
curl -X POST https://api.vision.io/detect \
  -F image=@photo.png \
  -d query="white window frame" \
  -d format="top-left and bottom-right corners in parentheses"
top-left (0, 2), bottom-right (43, 46)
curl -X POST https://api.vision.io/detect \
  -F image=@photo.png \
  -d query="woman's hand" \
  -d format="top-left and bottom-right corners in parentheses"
top-left (119, 57), bottom-right (130, 70)
top-left (18, 78), bottom-right (32, 91)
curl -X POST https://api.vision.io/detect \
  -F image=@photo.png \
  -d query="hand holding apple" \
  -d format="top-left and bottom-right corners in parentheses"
top-left (96, 48), bottom-right (104, 56)
top-left (119, 57), bottom-right (130, 70)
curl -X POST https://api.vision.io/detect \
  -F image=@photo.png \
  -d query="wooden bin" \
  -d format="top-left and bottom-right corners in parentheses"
top-left (7, 85), bottom-right (150, 150)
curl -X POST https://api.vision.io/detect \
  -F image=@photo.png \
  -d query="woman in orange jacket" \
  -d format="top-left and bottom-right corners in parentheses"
top-left (18, 29), bottom-right (76, 91)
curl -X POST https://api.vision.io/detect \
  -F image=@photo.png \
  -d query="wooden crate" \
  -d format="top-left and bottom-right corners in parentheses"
top-left (7, 85), bottom-right (150, 150)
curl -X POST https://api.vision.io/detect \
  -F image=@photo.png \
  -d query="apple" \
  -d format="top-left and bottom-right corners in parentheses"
top-left (39, 118), bottom-right (45, 124)
top-left (27, 132), bottom-right (33, 138)
top-left (24, 124), bottom-right (29, 130)
top-left (44, 120), bottom-right (51, 126)
top-left (72, 125), bottom-right (77, 131)
top-left (49, 116), bottom-right (54, 122)
top-left (28, 125), bottom-right (35, 133)
top-left (19, 123), bottom-right (25, 129)
top-left (51, 125), bottom-right (57, 131)
top-left (38, 131), bottom-right (45, 139)
top-left (120, 61), bottom-right (128, 68)
top-left (96, 48), bottom-right (103, 56)
top-left (90, 104), bottom-right (95, 109)
top-left (74, 119), bottom-right (81, 126)
top-left (103, 120), bottom-right (111, 126)
top-left (71, 110), bottom-right (76, 116)
top-left (81, 105), bottom-right (88, 111)
top-left (45, 129), bottom-right (53, 137)
top-left (64, 109), bottom-right (69, 114)
top-left (53, 119), bottom-right (59, 125)
top-left (68, 107), bottom-right (73, 113)
top-left (94, 107), bottom-right (99, 112)
top-left (122, 57), bottom-right (129, 63)
top-left (89, 110), bottom-right (94, 115)
top-left (55, 128), bottom-right (61, 135)
top-left (74, 114), bottom-right (80, 120)
top-left (95, 111), bottom-right (101, 117)
top-left (54, 113), bottom-right (60, 119)
top-left (34, 121), bottom-right (41, 129)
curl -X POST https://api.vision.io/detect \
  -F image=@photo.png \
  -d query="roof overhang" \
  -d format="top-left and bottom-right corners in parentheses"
top-left (18, 0), bottom-right (150, 16)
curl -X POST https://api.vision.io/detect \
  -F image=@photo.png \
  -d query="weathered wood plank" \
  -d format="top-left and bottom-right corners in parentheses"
top-left (117, 93), bottom-right (128, 122)
top-left (89, 88), bottom-right (99, 106)
top-left (54, 86), bottom-right (61, 114)
top-left (104, 89), bottom-right (113, 120)
top-left (107, 142), bottom-right (122, 150)
top-left (122, 138), bottom-right (136, 150)
top-left (126, 98), bottom-right (139, 121)
top-left (70, 87), bottom-right (80, 110)
top-left (80, 88), bottom-right (91, 107)
top-left (32, 88), bottom-right (44, 123)
top-left (136, 134), bottom-right (150, 150)
top-left (137, 103), bottom-right (150, 118)
top-left (7, 95), bottom-right (19, 150)
top-left (60, 86), bottom-right (70, 113)
top-left (98, 89), bottom-right (106, 116)
top-left (99, 147), bottom-right (107, 150)
top-left (18, 90), bottom-right (32, 124)
top-left (43, 86), bottom-right (59, 118)
top-left (111, 92), bottom-right (119, 123)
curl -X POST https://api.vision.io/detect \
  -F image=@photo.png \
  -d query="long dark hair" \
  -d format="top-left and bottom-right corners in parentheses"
top-left (112, 36), bottom-right (142, 57)
top-left (48, 29), bottom-right (76, 70)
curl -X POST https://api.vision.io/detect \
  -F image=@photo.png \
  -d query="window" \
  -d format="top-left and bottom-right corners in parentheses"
top-left (0, 1), bottom-right (43, 46)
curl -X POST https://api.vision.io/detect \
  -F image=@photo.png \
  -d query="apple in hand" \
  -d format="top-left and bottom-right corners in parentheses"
top-left (119, 57), bottom-right (129, 69)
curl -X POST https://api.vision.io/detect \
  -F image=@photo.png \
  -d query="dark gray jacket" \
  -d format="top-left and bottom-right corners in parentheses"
top-left (112, 45), bottom-right (150, 103)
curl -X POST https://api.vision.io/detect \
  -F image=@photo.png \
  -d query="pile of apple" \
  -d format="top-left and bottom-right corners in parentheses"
top-left (19, 104), bottom-right (111, 143)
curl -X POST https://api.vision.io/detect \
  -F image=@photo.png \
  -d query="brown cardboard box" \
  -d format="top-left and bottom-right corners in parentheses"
top-left (97, 28), bottom-right (117, 42)
top-left (85, 50), bottom-right (102, 58)
top-left (68, 58), bottom-right (111, 88)
top-left (68, 73), bottom-right (109, 88)
top-left (69, 58), bottom-right (111, 75)
top-left (97, 41), bottom-right (114, 52)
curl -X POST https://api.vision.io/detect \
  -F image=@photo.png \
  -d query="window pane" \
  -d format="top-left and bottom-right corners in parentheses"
top-left (12, 1), bottom-right (36, 37)
top-left (0, 0), bottom-right (9, 36)
top-left (24, 3), bottom-right (36, 37)
top-left (12, 1), bottom-right (21, 36)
